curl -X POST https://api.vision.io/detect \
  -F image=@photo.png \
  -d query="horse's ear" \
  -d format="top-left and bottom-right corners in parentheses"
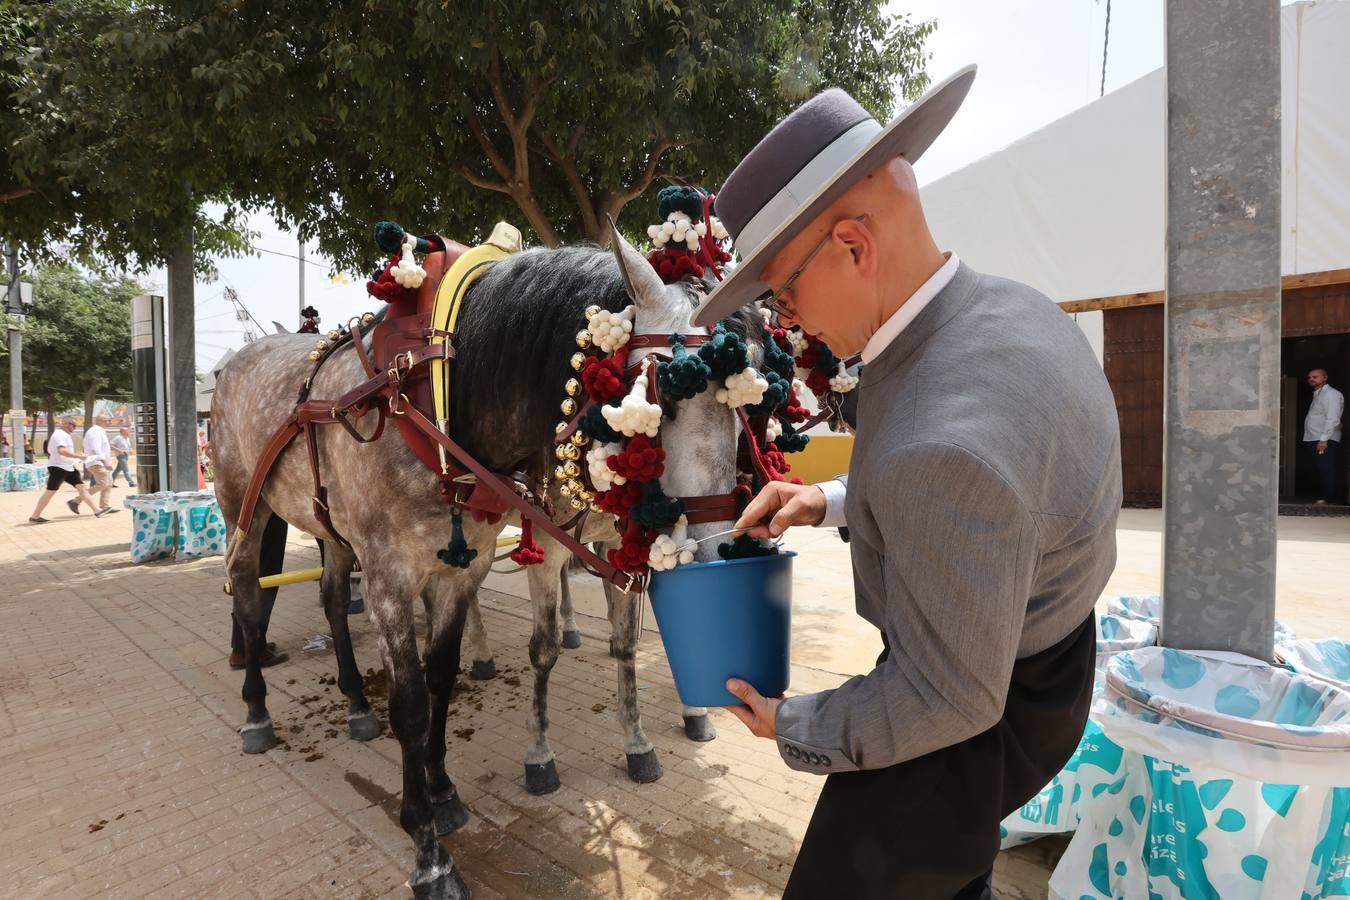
top-left (607, 215), bottom-right (664, 308)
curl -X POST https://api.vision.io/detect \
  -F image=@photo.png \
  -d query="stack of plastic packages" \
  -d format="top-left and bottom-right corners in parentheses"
top-left (123, 489), bottom-right (225, 562)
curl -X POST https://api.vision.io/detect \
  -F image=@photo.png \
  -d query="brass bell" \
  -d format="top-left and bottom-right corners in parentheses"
top-left (327, 330), bottom-right (340, 341)
top-left (564, 378), bottom-right (581, 397)
top-left (555, 444), bottom-right (571, 461)
top-left (307, 350), bottom-right (322, 362)
top-left (361, 312), bottom-right (375, 325)
top-left (575, 330), bottom-right (593, 349)
top-left (570, 352), bottom-right (586, 371)
top-left (558, 481), bottom-right (575, 498)
top-left (585, 304), bottom-right (602, 320)
top-left (560, 443), bottom-right (580, 461)
top-left (555, 421), bottom-right (569, 434)
top-left (589, 502), bottom-right (604, 514)
top-left (562, 460), bottom-right (580, 478)
top-left (569, 432), bottom-right (587, 448)
top-left (554, 464), bottom-right (570, 480)
top-left (569, 496), bottom-right (587, 511)
top-left (560, 398), bottom-right (577, 416)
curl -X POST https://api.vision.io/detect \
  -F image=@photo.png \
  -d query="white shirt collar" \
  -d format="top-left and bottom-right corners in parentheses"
top-left (861, 252), bottom-right (959, 365)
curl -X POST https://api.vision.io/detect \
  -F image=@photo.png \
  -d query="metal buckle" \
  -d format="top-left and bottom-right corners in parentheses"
top-left (312, 495), bottom-right (329, 511)
top-left (388, 392), bottom-right (408, 416)
top-left (620, 572), bottom-right (641, 595)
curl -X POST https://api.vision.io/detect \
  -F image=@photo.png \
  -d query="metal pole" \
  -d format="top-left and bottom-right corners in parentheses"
top-left (1161, 0), bottom-right (1281, 659)
top-left (5, 243), bottom-right (24, 462)
top-left (298, 238), bottom-right (305, 322)
top-left (167, 229), bottom-right (198, 491)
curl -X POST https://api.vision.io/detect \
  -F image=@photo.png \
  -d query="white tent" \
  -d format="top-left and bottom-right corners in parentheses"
top-left (920, 0), bottom-right (1350, 308)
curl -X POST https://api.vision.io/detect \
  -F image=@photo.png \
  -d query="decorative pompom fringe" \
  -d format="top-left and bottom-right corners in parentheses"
top-left (697, 324), bottom-right (750, 381)
top-left (606, 433), bottom-right (664, 483)
top-left (582, 356), bottom-right (627, 404)
top-left (632, 481), bottom-right (685, 531)
top-left (579, 402), bottom-right (623, 444)
top-left (509, 517), bottom-right (546, 566)
top-left (437, 511), bottom-right (478, 569)
top-left (602, 360), bottom-right (661, 438)
top-left (657, 334), bottom-right (712, 401)
top-left (648, 515), bottom-right (696, 571)
top-left (717, 534), bottom-right (777, 560)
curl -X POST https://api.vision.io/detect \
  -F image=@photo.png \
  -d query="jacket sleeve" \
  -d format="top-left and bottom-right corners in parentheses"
top-left (774, 441), bottom-right (1040, 774)
top-left (1320, 390), bottom-right (1344, 441)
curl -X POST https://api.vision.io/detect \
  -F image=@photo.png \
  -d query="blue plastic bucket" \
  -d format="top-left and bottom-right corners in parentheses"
top-left (647, 551), bottom-right (795, 707)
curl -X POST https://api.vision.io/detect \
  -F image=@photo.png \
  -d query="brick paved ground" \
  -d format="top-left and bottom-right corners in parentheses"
top-left (0, 487), bottom-right (1057, 899)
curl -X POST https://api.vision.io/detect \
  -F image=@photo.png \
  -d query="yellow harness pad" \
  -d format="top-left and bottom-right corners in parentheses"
top-left (429, 222), bottom-right (522, 472)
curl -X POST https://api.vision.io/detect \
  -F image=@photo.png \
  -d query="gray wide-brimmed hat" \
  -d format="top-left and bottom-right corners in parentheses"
top-left (691, 65), bottom-right (976, 327)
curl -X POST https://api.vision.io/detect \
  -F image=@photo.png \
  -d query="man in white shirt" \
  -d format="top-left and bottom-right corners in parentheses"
top-left (75, 415), bottom-right (117, 513)
top-left (29, 417), bottom-right (109, 522)
top-left (1304, 368), bottom-right (1344, 505)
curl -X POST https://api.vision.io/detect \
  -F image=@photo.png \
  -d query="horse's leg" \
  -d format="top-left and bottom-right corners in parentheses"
top-left (522, 547), bottom-right (565, 795)
top-left (559, 565), bottom-right (582, 649)
top-left (228, 505), bottom-right (280, 754)
top-left (320, 541), bottom-right (381, 742)
top-left (366, 566), bottom-right (468, 899)
top-left (421, 579), bottom-right (473, 836)
top-left (602, 576), bottom-right (662, 783)
top-left (464, 594), bottom-right (496, 681)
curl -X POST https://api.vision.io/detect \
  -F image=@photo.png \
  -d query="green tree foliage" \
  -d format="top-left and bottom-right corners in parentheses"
top-left (1, 264), bottom-right (140, 425)
top-left (2, 0), bottom-right (933, 273)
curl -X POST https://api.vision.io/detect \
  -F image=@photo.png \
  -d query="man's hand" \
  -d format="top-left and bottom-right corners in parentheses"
top-left (724, 679), bottom-right (781, 740)
top-left (733, 481), bottom-right (827, 538)
top-left (1318, 440), bottom-right (1329, 452)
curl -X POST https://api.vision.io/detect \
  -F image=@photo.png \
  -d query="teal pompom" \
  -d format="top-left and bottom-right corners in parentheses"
top-left (717, 534), bottom-right (778, 560)
top-left (698, 323), bottom-right (751, 381)
top-left (374, 221), bottom-right (405, 254)
top-left (632, 481), bottom-right (685, 530)
top-left (657, 185), bottom-right (705, 223)
top-left (775, 419), bottom-right (809, 453)
top-left (748, 370), bottom-right (790, 417)
top-left (437, 511), bottom-right (478, 569)
top-left (657, 334), bottom-right (712, 401)
top-left (579, 401), bottom-right (623, 443)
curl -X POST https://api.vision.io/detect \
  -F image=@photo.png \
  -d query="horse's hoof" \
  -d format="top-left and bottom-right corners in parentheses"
top-left (626, 749), bottom-right (663, 784)
top-left (240, 719), bottom-right (277, 754)
top-left (409, 846), bottom-right (470, 900)
top-left (347, 711), bottom-right (382, 742)
top-left (432, 790), bottom-right (471, 836)
top-left (524, 760), bottom-right (561, 795)
top-left (469, 658), bottom-right (496, 680)
top-left (561, 629), bottom-right (582, 650)
top-left (347, 596), bottom-right (364, 615)
top-left (683, 714), bottom-right (717, 743)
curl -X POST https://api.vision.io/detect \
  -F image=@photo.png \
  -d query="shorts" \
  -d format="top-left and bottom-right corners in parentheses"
top-left (46, 466), bottom-right (81, 490)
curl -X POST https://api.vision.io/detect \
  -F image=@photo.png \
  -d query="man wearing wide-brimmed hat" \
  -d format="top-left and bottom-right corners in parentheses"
top-left (708, 68), bottom-right (1123, 898)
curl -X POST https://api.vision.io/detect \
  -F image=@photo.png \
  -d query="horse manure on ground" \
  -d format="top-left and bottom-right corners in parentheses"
top-left (453, 727), bottom-right (475, 741)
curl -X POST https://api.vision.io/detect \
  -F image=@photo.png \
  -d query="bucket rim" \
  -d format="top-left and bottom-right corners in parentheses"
top-left (648, 549), bottom-right (798, 579)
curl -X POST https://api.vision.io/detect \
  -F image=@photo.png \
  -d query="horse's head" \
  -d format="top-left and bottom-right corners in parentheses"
top-left (607, 225), bottom-right (763, 562)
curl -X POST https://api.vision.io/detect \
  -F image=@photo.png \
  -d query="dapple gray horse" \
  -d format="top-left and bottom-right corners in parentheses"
top-left (212, 233), bottom-right (752, 897)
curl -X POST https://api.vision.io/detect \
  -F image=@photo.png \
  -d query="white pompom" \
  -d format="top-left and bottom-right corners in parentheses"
top-left (601, 360), bottom-right (662, 437)
top-left (829, 363), bottom-right (859, 393)
top-left (766, 417), bottom-right (783, 443)
top-left (694, 221), bottom-right (707, 237)
top-left (392, 237), bottom-right (427, 289)
top-left (647, 224), bottom-right (660, 241)
top-left (787, 329), bottom-right (809, 355)
top-left (715, 366), bottom-right (769, 408)
top-left (661, 221), bottom-right (676, 236)
top-left (586, 442), bottom-right (625, 491)
top-left (647, 516), bottom-right (697, 571)
top-left (709, 216), bottom-right (729, 242)
top-left (792, 378), bottom-right (807, 396)
top-left (587, 305), bottom-right (635, 353)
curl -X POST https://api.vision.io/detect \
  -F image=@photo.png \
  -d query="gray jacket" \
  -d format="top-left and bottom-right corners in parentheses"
top-left (774, 262), bottom-right (1122, 774)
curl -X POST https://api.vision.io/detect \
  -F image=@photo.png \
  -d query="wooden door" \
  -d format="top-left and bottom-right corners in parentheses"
top-left (1103, 306), bottom-right (1164, 506)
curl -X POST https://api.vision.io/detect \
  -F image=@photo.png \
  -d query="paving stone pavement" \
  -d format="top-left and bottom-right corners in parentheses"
top-left (0, 488), bottom-right (1056, 899)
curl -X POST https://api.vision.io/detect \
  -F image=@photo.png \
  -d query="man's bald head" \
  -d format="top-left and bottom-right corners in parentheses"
top-left (759, 158), bottom-right (944, 355)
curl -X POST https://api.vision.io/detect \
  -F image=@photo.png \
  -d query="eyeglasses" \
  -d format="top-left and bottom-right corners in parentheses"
top-left (759, 214), bottom-right (866, 322)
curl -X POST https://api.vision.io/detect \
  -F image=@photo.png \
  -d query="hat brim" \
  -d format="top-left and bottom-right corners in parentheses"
top-left (692, 65), bottom-right (976, 327)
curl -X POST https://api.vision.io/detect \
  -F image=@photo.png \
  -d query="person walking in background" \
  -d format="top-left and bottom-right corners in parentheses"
top-left (1304, 368), bottom-right (1344, 505)
top-left (110, 426), bottom-right (136, 487)
top-left (29, 417), bottom-right (111, 523)
top-left (75, 414), bottom-right (117, 514)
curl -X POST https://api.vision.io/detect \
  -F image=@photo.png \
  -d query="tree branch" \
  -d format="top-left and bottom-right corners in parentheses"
top-left (466, 113), bottom-right (513, 182)
top-left (457, 166), bottom-right (513, 195)
top-left (0, 186), bottom-right (36, 203)
top-left (537, 125), bottom-right (598, 240)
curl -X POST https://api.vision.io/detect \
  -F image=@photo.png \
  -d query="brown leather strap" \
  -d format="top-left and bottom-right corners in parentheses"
top-left (626, 333), bottom-right (712, 350)
top-left (303, 420), bottom-right (349, 547)
top-left (236, 415), bottom-right (303, 536)
top-left (681, 493), bottom-right (742, 525)
top-left (350, 320), bottom-right (378, 379)
top-left (396, 401), bottom-right (643, 592)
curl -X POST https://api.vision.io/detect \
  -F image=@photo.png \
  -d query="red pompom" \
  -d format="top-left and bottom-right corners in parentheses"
top-left (595, 482), bottom-right (642, 517)
top-left (646, 249), bottom-right (705, 284)
top-left (805, 369), bottom-right (832, 397)
top-left (608, 518), bottom-right (656, 574)
top-left (762, 446), bottom-right (789, 476)
top-left (509, 518), bottom-right (546, 566)
top-left (582, 356), bottom-right (627, 403)
top-left (606, 434), bottom-right (665, 483)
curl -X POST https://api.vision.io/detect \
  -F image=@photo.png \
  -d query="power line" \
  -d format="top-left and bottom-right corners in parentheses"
top-left (1100, 0), bottom-right (1112, 97)
top-left (248, 242), bottom-right (342, 272)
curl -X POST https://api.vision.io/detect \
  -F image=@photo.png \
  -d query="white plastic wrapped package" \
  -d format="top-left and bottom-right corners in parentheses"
top-left (124, 493), bottom-right (179, 562)
top-left (176, 496), bottom-right (226, 559)
top-left (1051, 647), bottom-right (1350, 900)
top-left (1107, 593), bottom-right (1298, 645)
top-left (1001, 614), bottom-right (1159, 848)
top-left (6, 464), bottom-right (46, 491)
top-left (1281, 639), bottom-right (1350, 687)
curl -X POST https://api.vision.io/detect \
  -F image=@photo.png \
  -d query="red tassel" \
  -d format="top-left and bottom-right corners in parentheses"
top-left (582, 356), bottom-right (627, 403)
top-left (608, 518), bottom-right (655, 574)
top-left (510, 518), bottom-right (546, 566)
top-left (606, 434), bottom-right (665, 483)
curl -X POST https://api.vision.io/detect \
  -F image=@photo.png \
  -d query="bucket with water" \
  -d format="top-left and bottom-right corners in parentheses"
top-left (647, 551), bottom-right (795, 707)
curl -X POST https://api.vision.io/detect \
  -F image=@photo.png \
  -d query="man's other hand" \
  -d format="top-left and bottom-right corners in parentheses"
top-left (732, 481), bottom-right (827, 538)
top-left (725, 679), bottom-right (781, 739)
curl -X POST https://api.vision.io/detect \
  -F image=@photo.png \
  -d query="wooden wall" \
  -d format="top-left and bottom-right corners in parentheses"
top-left (1102, 281), bottom-right (1350, 506)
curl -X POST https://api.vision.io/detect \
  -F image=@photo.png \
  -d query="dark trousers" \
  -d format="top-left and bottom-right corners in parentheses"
top-left (1304, 439), bottom-right (1343, 503)
top-left (230, 514), bottom-right (288, 653)
top-left (783, 613), bottom-right (1097, 900)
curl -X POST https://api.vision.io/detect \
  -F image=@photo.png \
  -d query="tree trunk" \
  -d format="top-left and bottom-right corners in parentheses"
top-left (83, 381), bottom-right (98, 434)
top-left (44, 402), bottom-right (54, 457)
